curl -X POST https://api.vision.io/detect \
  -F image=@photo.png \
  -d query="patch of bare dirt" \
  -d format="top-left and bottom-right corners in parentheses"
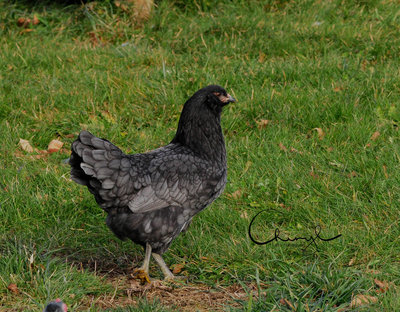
top-left (63, 254), bottom-right (255, 311)
top-left (78, 274), bottom-right (253, 311)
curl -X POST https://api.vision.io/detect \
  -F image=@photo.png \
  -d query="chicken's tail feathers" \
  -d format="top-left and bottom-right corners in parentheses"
top-left (70, 130), bottom-right (126, 207)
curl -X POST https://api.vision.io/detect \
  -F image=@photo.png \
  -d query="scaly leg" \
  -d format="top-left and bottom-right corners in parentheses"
top-left (133, 243), bottom-right (152, 284)
top-left (152, 253), bottom-right (175, 280)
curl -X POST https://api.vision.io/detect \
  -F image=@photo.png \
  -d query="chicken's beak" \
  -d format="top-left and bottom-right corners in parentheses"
top-left (227, 94), bottom-right (236, 103)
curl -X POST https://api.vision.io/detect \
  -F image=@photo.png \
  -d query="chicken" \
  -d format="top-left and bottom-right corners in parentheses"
top-left (69, 85), bottom-right (235, 280)
top-left (43, 299), bottom-right (67, 312)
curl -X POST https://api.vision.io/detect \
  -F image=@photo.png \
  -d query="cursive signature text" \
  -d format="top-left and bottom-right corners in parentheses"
top-left (248, 209), bottom-right (342, 251)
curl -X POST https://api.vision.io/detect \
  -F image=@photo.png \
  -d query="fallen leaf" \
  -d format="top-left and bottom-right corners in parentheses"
top-left (258, 51), bottom-right (266, 63)
top-left (230, 189), bottom-right (242, 199)
top-left (314, 128), bottom-right (325, 140)
top-left (350, 294), bottom-right (378, 308)
top-left (240, 211), bottom-right (248, 219)
top-left (290, 147), bottom-right (303, 154)
top-left (101, 110), bottom-right (116, 124)
top-left (20, 29), bottom-right (34, 34)
top-left (370, 131), bottom-right (380, 141)
top-left (383, 165), bottom-right (388, 179)
top-left (256, 119), bottom-right (270, 129)
top-left (348, 257), bottom-right (356, 266)
top-left (280, 298), bottom-right (295, 309)
top-left (172, 263), bottom-right (185, 274)
top-left (32, 15), bottom-right (40, 25)
top-left (19, 139), bottom-right (33, 152)
top-left (278, 203), bottom-right (291, 210)
top-left (333, 86), bottom-right (342, 92)
top-left (7, 283), bottom-right (19, 294)
top-left (278, 143), bottom-right (287, 151)
top-left (347, 171), bottom-right (357, 178)
top-left (374, 279), bottom-right (389, 293)
top-left (48, 139), bottom-right (63, 153)
top-left (64, 134), bottom-right (76, 138)
top-left (17, 17), bottom-right (30, 27)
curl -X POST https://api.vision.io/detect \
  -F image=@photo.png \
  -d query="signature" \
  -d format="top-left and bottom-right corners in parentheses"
top-left (248, 209), bottom-right (342, 251)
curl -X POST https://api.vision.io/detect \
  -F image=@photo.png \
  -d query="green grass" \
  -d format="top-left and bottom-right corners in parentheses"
top-left (1, 0), bottom-right (400, 311)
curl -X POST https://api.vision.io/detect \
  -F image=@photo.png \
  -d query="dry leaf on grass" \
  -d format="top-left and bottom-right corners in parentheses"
top-left (229, 189), bottom-right (242, 200)
top-left (20, 29), bottom-right (34, 34)
top-left (309, 171), bottom-right (320, 179)
top-left (19, 138), bottom-right (33, 152)
top-left (240, 211), bottom-right (248, 219)
top-left (280, 298), bottom-right (295, 309)
top-left (32, 15), bottom-right (40, 25)
top-left (290, 147), bottom-right (303, 154)
top-left (370, 131), bottom-right (380, 141)
top-left (314, 127), bottom-right (325, 140)
top-left (347, 171), bottom-right (357, 178)
top-left (278, 143), bottom-right (287, 151)
top-left (171, 263), bottom-right (185, 274)
top-left (374, 279), bottom-right (389, 293)
top-left (350, 294), bottom-right (378, 308)
top-left (17, 17), bottom-right (30, 27)
top-left (48, 139), bottom-right (63, 153)
top-left (255, 119), bottom-right (270, 129)
top-left (382, 165), bottom-right (388, 179)
top-left (7, 283), bottom-right (20, 294)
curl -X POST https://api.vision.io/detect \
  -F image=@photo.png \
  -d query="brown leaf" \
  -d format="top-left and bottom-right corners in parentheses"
top-left (370, 131), bottom-right (380, 141)
top-left (314, 128), bottom-right (325, 140)
top-left (278, 143), bottom-right (287, 151)
top-left (258, 51), bottom-right (266, 63)
top-left (7, 283), bottom-right (19, 294)
top-left (172, 263), bottom-right (184, 274)
top-left (20, 29), bottom-right (34, 34)
top-left (350, 294), bottom-right (378, 308)
top-left (333, 86), bottom-right (342, 92)
top-left (19, 139), bottom-right (33, 152)
top-left (240, 211), bottom-right (248, 219)
top-left (32, 15), bottom-right (40, 25)
top-left (279, 298), bottom-right (295, 309)
top-left (374, 279), bottom-right (389, 293)
top-left (290, 147), bottom-right (303, 154)
top-left (48, 139), bottom-right (63, 153)
top-left (17, 17), bottom-right (30, 27)
top-left (347, 171), bottom-right (357, 178)
top-left (348, 257), bottom-right (356, 266)
top-left (278, 203), bottom-right (291, 210)
top-left (256, 119), bottom-right (270, 129)
top-left (64, 133), bottom-right (76, 138)
top-left (383, 165), bottom-right (388, 179)
top-left (230, 189), bottom-right (242, 200)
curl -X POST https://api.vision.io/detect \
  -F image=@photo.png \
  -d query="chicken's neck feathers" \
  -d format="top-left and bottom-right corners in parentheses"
top-left (172, 111), bottom-right (226, 164)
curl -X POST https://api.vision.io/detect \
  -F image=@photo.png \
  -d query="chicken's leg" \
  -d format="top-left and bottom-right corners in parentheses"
top-left (133, 242), bottom-right (152, 284)
top-left (152, 253), bottom-right (175, 280)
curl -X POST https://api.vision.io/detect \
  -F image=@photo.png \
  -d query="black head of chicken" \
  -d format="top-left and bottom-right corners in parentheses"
top-left (43, 299), bottom-right (67, 312)
top-left (172, 85), bottom-right (235, 160)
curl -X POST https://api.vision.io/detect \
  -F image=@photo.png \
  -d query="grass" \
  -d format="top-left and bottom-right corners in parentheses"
top-left (1, 0), bottom-right (400, 310)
